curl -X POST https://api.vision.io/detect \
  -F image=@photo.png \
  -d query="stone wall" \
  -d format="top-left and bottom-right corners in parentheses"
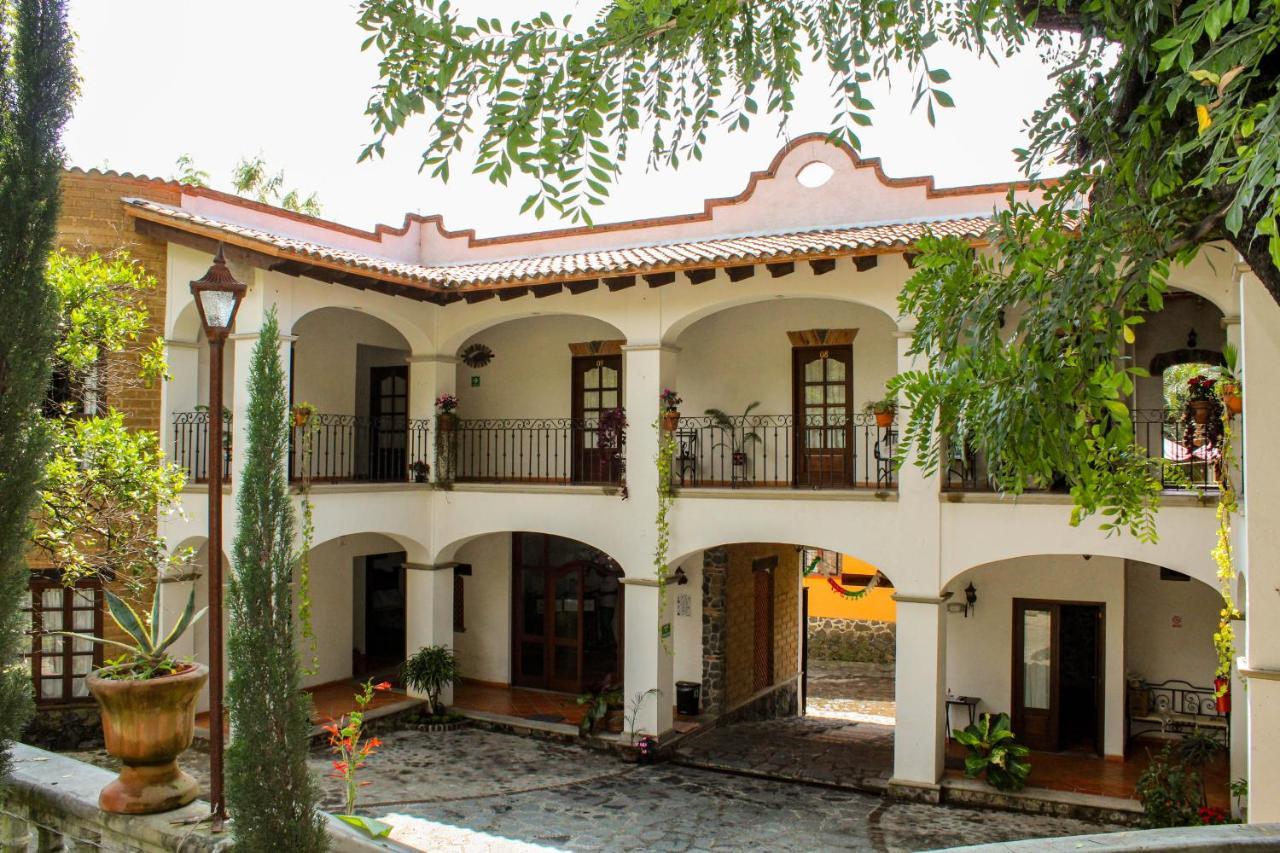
top-left (807, 616), bottom-right (896, 664)
top-left (701, 547), bottom-right (728, 714)
top-left (21, 706), bottom-right (103, 752)
top-left (714, 543), bottom-right (800, 711)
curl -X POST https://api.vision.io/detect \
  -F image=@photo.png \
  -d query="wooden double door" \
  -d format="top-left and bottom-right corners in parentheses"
top-left (511, 534), bottom-right (623, 693)
top-left (792, 345), bottom-right (853, 487)
top-left (1012, 599), bottom-right (1105, 754)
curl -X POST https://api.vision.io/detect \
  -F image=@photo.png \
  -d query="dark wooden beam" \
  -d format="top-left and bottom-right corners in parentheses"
top-left (903, 252), bottom-right (920, 269)
top-left (497, 287), bottom-right (528, 301)
top-left (809, 258), bottom-right (836, 276)
top-left (725, 265), bottom-right (756, 282)
top-left (766, 261), bottom-right (795, 278)
top-left (854, 255), bottom-right (879, 272)
top-left (532, 283), bottom-right (563, 298)
top-left (643, 271), bottom-right (676, 288)
top-left (462, 290), bottom-right (496, 304)
top-left (268, 259), bottom-right (308, 277)
top-left (603, 275), bottom-right (636, 292)
top-left (566, 279), bottom-right (600, 295)
top-left (438, 293), bottom-right (464, 305)
top-left (685, 268), bottom-right (716, 285)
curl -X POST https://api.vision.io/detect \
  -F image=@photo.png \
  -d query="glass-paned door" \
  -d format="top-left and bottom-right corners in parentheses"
top-left (571, 355), bottom-right (622, 484)
top-left (369, 365), bottom-right (408, 482)
top-left (1012, 599), bottom-right (1105, 754)
top-left (792, 345), bottom-right (853, 487)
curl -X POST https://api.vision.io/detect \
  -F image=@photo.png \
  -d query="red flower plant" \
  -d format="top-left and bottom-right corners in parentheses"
top-left (328, 679), bottom-right (392, 817)
top-left (1198, 805), bottom-right (1230, 825)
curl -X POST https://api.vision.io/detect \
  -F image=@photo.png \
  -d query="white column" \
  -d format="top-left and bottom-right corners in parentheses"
top-left (1239, 267), bottom-right (1280, 822)
top-left (1230, 615), bottom-right (1248, 818)
top-left (891, 595), bottom-right (947, 798)
top-left (404, 560), bottom-right (456, 707)
top-left (408, 354), bottom-right (459, 479)
top-left (620, 343), bottom-right (678, 569)
top-left (622, 579), bottom-right (674, 737)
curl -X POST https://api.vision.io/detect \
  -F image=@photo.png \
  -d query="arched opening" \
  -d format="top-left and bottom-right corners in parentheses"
top-left (291, 308), bottom-right (419, 483)
top-left (451, 315), bottom-right (628, 485)
top-left (941, 554), bottom-right (1230, 806)
top-left (669, 298), bottom-right (899, 490)
top-left (444, 531), bottom-right (625, 730)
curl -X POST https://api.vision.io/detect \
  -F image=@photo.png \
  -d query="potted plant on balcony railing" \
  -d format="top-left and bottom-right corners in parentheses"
top-left (659, 389), bottom-right (682, 432)
top-left (1218, 344), bottom-right (1243, 417)
top-left (291, 401), bottom-right (317, 428)
top-left (706, 402), bottom-right (762, 484)
top-left (435, 393), bottom-right (459, 430)
top-left (597, 407), bottom-right (628, 492)
top-left (864, 397), bottom-right (898, 428)
top-left (59, 587), bottom-right (208, 814)
top-left (410, 459), bottom-right (430, 483)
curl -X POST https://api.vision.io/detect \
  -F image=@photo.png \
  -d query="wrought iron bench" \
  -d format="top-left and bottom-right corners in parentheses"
top-left (1127, 679), bottom-right (1229, 747)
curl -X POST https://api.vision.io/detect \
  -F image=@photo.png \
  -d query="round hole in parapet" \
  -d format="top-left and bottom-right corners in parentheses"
top-left (796, 161), bottom-right (835, 188)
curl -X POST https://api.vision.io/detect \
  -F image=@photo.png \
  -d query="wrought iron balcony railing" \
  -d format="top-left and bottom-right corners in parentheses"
top-left (441, 418), bottom-right (624, 486)
top-left (667, 413), bottom-right (897, 490)
top-left (171, 411), bottom-right (430, 484)
top-left (942, 407), bottom-right (1223, 493)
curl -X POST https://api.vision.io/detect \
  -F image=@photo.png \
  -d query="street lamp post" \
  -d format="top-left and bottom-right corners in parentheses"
top-left (190, 245), bottom-right (245, 825)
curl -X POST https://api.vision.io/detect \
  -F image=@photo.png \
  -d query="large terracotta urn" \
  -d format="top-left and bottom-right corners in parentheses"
top-left (87, 663), bottom-right (208, 814)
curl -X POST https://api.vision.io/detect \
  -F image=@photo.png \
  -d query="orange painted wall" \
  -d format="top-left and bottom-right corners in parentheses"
top-left (804, 554), bottom-right (897, 622)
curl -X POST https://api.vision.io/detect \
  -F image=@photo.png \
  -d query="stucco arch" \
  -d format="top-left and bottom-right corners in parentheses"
top-left (1165, 244), bottom-right (1241, 317)
top-left (668, 539), bottom-right (895, 585)
top-left (661, 287), bottom-right (899, 347)
top-left (942, 548), bottom-right (1217, 594)
top-left (169, 299), bottom-right (204, 343)
top-left (432, 528), bottom-right (624, 568)
top-left (287, 285), bottom-right (434, 355)
top-left (290, 305), bottom-right (413, 351)
top-left (440, 308), bottom-right (632, 357)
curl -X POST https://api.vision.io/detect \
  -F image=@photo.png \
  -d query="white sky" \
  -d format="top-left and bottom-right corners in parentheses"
top-left (66, 0), bottom-right (1060, 237)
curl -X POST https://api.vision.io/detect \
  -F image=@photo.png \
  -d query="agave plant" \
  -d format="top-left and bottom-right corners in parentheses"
top-left (61, 587), bottom-right (206, 679)
top-left (953, 712), bottom-right (1032, 792)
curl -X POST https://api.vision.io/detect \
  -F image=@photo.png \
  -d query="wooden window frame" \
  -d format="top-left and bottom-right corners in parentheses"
top-left (25, 574), bottom-right (104, 707)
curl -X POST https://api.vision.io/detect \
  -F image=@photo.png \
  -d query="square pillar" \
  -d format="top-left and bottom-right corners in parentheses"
top-left (891, 594), bottom-right (947, 799)
top-left (621, 343), bottom-right (679, 500)
top-left (404, 561), bottom-right (455, 707)
top-left (408, 354), bottom-right (459, 480)
top-left (622, 578), bottom-right (674, 737)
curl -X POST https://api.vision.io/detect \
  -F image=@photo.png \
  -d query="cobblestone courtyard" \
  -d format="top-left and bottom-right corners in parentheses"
top-left (72, 722), bottom-right (1123, 851)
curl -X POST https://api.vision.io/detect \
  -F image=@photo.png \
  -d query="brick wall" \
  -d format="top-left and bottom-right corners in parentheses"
top-left (720, 543), bottom-right (800, 709)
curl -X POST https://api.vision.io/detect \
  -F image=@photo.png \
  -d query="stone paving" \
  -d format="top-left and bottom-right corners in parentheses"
top-left (805, 660), bottom-right (896, 723)
top-left (66, 724), bottom-right (1124, 852)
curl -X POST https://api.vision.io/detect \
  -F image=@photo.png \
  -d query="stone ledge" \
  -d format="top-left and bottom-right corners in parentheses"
top-left (940, 490), bottom-right (1216, 508)
top-left (677, 487), bottom-right (897, 502)
top-left (1, 744), bottom-right (412, 852)
top-left (944, 822), bottom-right (1280, 851)
top-left (940, 776), bottom-right (1143, 827)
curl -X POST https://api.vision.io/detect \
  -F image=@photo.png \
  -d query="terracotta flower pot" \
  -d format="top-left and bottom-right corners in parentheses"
top-left (874, 410), bottom-right (895, 428)
top-left (1223, 394), bottom-right (1242, 417)
top-left (605, 707), bottom-right (625, 734)
top-left (661, 410), bottom-right (680, 432)
top-left (1188, 399), bottom-right (1214, 425)
top-left (438, 412), bottom-right (458, 431)
top-left (292, 410), bottom-right (311, 428)
top-left (1215, 677), bottom-right (1231, 714)
top-left (88, 663), bottom-right (208, 815)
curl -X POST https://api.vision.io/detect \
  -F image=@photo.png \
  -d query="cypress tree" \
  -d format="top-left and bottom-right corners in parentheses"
top-left (226, 308), bottom-right (327, 849)
top-left (0, 0), bottom-right (74, 774)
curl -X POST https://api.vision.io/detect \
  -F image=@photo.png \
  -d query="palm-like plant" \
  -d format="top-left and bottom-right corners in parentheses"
top-left (402, 645), bottom-right (459, 717)
top-left (705, 402), bottom-right (763, 466)
top-left (953, 712), bottom-right (1032, 792)
top-left (62, 587), bottom-right (206, 678)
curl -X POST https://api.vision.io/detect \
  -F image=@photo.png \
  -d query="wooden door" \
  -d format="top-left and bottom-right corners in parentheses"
top-left (513, 563), bottom-right (549, 689)
top-left (571, 354), bottom-right (623, 484)
top-left (1012, 599), bottom-right (1105, 754)
top-left (753, 566), bottom-right (774, 692)
top-left (547, 565), bottom-right (584, 692)
top-left (792, 345), bottom-right (852, 487)
top-left (369, 365), bottom-right (408, 481)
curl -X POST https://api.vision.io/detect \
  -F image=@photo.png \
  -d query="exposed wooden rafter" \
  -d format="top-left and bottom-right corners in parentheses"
top-left (566, 279), bottom-right (600, 295)
top-left (643, 271), bottom-right (676, 288)
top-left (809, 258), bottom-right (836, 276)
top-left (532, 283), bottom-right (563, 298)
top-left (725, 265), bottom-right (755, 282)
top-left (603, 275), bottom-right (637, 292)
top-left (685, 268), bottom-right (717, 285)
top-left (766, 261), bottom-right (795, 278)
top-left (854, 255), bottom-right (879, 272)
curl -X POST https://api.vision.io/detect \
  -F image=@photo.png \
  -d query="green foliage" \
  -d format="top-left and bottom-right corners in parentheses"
top-left (576, 679), bottom-right (622, 736)
top-left (232, 154), bottom-right (323, 216)
top-left (171, 153), bottom-right (209, 188)
top-left (653, 416), bottom-right (676, 650)
top-left (952, 712), bottom-right (1031, 792)
top-left (0, 0), bottom-right (76, 776)
top-left (401, 644), bottom-right (459, 716)
top-left (705, 402), bottom-right (762, 457)
top-left (1135, 733), bottom-right (1225, 828)
top-left (61, 586), bottom-right (204, 678)
top-left (225, 309), bottom-right (327, 851)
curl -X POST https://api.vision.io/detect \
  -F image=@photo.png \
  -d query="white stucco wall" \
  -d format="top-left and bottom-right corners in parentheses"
top-left (455, 315), bottom-right (626, 420)
top-left (943, 555), bottom-right (1127, 757)
top-left (672, 553), bottom-right (704, 687)
top-left (1124, 560), bottom-right (1221, 687)
top-left (673, 298), bottom-right (897, 419)
top-left (293, 308), bottom-right (410, 414)
top-left (450, 533), bottom-right (513, 684)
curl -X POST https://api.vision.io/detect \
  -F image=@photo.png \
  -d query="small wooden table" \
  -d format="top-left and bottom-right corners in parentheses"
top-left (945, 696), bottom-right (980, 739)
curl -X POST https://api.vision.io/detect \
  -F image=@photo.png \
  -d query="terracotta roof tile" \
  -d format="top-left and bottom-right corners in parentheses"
top-left (122, 197), bottom-right (993, 292)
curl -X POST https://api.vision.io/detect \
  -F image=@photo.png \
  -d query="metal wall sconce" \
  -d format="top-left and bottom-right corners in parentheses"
top-left (672, 567), bottom-right (689, 586)
top-left (963, 582), bottom-right (978, 617)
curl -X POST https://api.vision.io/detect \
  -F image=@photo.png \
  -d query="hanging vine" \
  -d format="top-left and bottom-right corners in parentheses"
top-left (654, 416), bottom-right (676, 652)
top-left (292, 403), bottom-right (319, 675)
top-left (1212, 416), bottom-right (1241, 695)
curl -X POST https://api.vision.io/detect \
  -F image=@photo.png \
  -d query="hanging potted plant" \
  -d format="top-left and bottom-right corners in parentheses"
top-left (597, 407), bottom-right (628, 488)
top-left (410, 459), bottom-right (430, 483)
top-left (864, 397), bottom-right (897, 429)
top-left (1214, 677), bottom-right (1231, 713)
top-left (1186, 375), bottom-right (1217, 425)
top-left (435, 393), bottom-right (459, 431)
top-left (60, 588), bottom-right (208, 814)
top-left (1218, 344), bottom-right (1243, 417)
top-left (659, 389), bottom-right (682, 432)
top-left (291, 401), bottom-right (317, 429)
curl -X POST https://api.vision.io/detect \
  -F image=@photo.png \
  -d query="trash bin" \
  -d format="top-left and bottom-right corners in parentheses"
top-left (676, 681), bottom-right (701, 716)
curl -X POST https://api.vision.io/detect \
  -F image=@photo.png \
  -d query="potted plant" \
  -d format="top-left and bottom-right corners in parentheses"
top-left (291, 401), bottom-right (317, 429)
top-left (410, 459), bottom-right (430, 483)
top-left (61, 588), bottom-right (208, 814)
top-left (435, 393), bottom-right (459, 431)
top-left (705, 402), bottom-right (762, 482)
top-left (952, 712), bottom-right (1031, 792)
top-left (577, 679), bottom-right (624, 735)
top-left (1219, 344), bottom-right (1243, 417)
top-left (659, 389), bottom-right (682, 432)
top-left (864, 397), bottom-right (897, 428)
top-left (402, 644), bottom-right (459, 719)
top-left (1186, 375), bottom-right (1217, 425)
top-left (597, 406), bottom-right (628, 485)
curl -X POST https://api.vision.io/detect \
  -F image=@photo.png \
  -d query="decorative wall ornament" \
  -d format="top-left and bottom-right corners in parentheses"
top-left (460, 343), bottom-right (494, 368)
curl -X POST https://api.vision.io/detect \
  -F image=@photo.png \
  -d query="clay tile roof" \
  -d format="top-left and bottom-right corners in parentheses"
top-left (122, 196), bottom-right (993, 292)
